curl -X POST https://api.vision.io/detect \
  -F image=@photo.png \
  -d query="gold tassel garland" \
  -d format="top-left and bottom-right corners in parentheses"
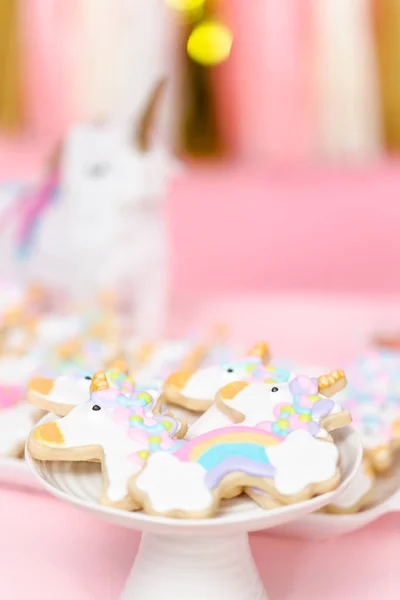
top-left (0, 0), bottom-right (24, 132)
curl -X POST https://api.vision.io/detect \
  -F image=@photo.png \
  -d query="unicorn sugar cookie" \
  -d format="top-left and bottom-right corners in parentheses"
top-left (130, 339), bottom-right (209, 388)
top-left (28, 371), bottom-right (186, 510)
top-left (187, 369), bottom-right (350, 440)
top-left (27, 367), bottom-right (138, 417)
top-left (128, 370), bottom-right (350, 518)
top-left (163, 342), bottom-right (273, 413)
top-left (129, 425), bottom-right (341, 519)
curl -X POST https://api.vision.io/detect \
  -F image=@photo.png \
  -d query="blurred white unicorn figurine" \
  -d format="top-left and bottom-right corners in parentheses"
top-left (29, 80), bottom-right (178, 336)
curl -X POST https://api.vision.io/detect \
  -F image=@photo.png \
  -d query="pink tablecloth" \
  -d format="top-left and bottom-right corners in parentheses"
top-left (0, 486), bottom-right (398, 599)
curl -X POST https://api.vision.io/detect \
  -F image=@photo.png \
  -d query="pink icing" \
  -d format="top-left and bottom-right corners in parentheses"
top-left (0, 386), bottom-right (24, 409)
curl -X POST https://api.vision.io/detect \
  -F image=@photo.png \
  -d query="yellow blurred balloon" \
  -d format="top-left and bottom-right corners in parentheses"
top-left (166, 0), bottom-right (205, 12)
top-left (187, 21), bottom-right (233, 66)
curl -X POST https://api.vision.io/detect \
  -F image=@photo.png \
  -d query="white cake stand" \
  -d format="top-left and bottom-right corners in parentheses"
top-left (25, 421), bottom-right (362, 600)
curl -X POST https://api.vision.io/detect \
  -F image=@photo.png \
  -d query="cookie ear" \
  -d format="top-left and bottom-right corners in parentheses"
top-left (247, 342), bottom-right (270, 365)
top-left (135, 78), bottom-right (167, 152)
top-left (27, 377), bottom-right (57, 409)
top-left (32, 421), bottom-right (65, 447)
top-left (318, 370), bottom-right (347, 398)
top-left (165, 370), bottom-right (196, 391)
top-left (179, 344), bottom-right (208, 371)
top-left (108, 359), bottom-right (128, 373)
top-left (215, 381), bottom-right (250, 424)
top-left (27, 375), bottom-right (92, 417)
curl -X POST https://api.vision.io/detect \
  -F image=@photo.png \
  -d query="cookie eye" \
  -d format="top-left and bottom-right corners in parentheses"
top-left (271, 387), bottom-right (279, 392)
top-left (226, 368), bottom-right (234, 373)
top-left (92, 405), bottom-right (101, 411)
top-left (85, 376), bottom-right (92, 380)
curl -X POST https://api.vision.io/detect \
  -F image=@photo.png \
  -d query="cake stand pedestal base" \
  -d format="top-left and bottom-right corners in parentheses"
top-left (120, 532), bottom-right (268, 600)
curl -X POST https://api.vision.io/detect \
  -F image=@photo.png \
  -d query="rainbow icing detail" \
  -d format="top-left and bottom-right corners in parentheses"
top-left (173, 426), bottom-right (279, 488)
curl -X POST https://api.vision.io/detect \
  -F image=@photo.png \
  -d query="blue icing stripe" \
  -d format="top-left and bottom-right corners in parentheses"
top-left (130, 420), bottom-right (165, 434)
top-left (196, 443), bottom-right (270, 471)
top-left (168, 441), bottom-right (184, 453)
top-left (293, 399), bottom-right (311, 415)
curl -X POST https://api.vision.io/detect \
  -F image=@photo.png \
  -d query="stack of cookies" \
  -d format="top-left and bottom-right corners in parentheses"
top-left (27, 341), bottom-right (353, 518)
top-left (0, 283), bottom-right (124, 459)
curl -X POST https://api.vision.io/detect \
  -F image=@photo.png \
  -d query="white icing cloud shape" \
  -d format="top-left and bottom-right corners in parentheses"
top-left (135, 453), bottom-right (214, 514)
top-left (268, 430), bottom-right (339, 496)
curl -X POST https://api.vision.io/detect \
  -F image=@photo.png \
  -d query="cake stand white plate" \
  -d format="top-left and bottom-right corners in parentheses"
top-left (274, 456), bottom-right (400, 540)
top-left (26, 415), bottom-right (362, 600)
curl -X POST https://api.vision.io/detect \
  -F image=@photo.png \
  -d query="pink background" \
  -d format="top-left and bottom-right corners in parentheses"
top-left (1, 150), bottom-right (400, 297)
top-left (168, 162), bottom-right (400, 298)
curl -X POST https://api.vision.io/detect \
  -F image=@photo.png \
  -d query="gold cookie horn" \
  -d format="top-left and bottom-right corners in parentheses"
top-left (247, 341), bottom-right (270, 365)
top-left (318, 370), bottom-right (347, 397)
top-left (90, 371), bottom-right (110, 393)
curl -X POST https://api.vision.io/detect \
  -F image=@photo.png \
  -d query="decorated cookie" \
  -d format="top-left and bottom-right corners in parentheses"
top-left (128, 370), bottom-right (350, 518)
top-left (163, 341), bottom-right (275, 412)
top-left (130, 339), bottom-right (209, 387)
top-left (345, 349), bottom-right (400, 398)
top-left (28, 371), bottom-right (187, 509)
top-left (187, 370), bottom-right (350, 440)
top-left (129, 425), bottom-right (341, 519)
top-left (332, 350), bottom-right (400, 473)
top-left (325, 459), bottom-right (375, 514)
top-left (336, 388), bottom-right (400, 472)
top-left (27, 367), bottom-right (137, 417)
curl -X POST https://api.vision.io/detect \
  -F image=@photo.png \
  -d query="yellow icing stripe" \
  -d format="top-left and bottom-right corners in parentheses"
top-left (189, 432), bottom-right (280, 462)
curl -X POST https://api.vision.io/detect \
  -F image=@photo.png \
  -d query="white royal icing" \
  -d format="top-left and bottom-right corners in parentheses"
top-left (267, 430), bottom-right (339, 496)
top-left (331, 461), bottom-right (373, 509)
top-left (135, 452), bottom-right (214, 513)
top-left (49, 376), bottom-right (92, 407)
top-left (188, 382), bottom-right (295, 438)
top-left (135, 341), bottom-right (193, 383)
top-left (50, 403), bottom-right (144, 501)
top-left (181, 366), bottom-right (244, 400)
top-left (187, 404), bottom-right (232, 439)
